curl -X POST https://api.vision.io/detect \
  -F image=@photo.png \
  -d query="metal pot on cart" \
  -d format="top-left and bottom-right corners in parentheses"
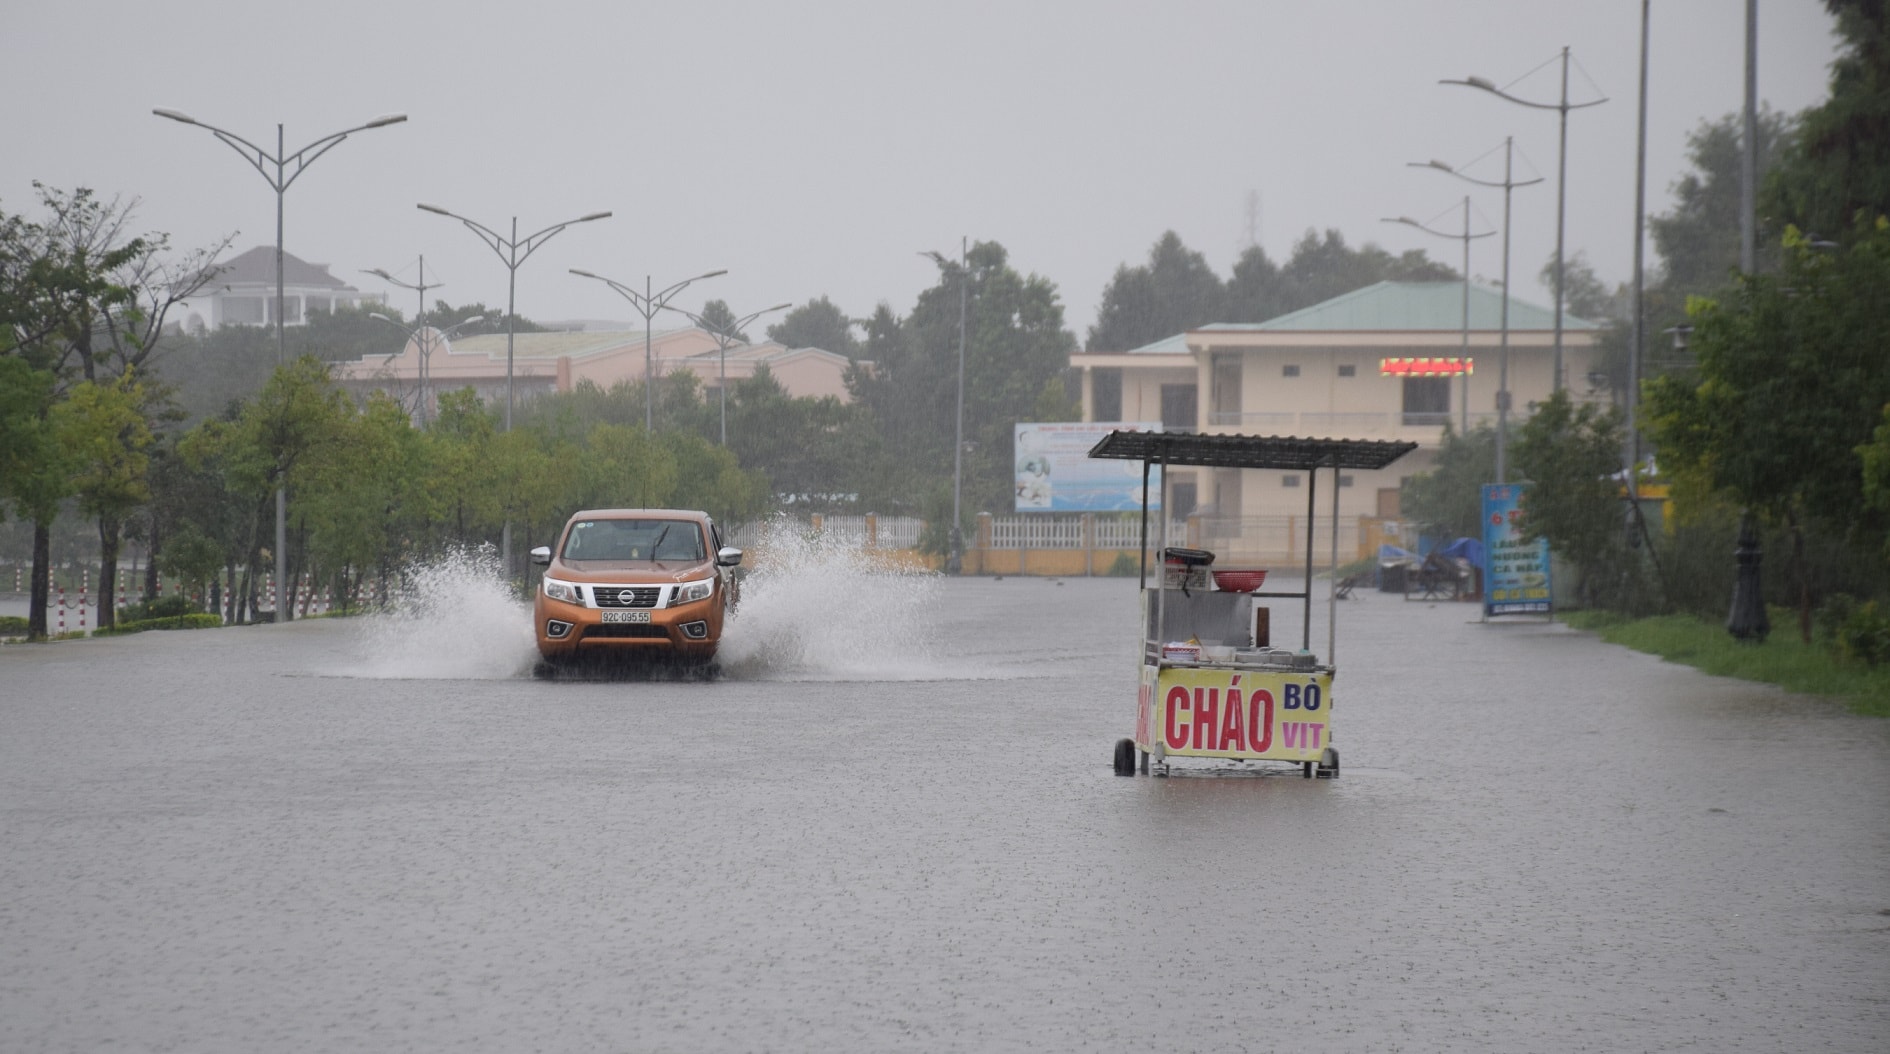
top-left (1087, 431), bottom-right (1417, 778)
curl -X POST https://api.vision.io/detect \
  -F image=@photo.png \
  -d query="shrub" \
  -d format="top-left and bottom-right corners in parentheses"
top-left (1821, 595), bottom-right (1890, 667)
top-left (94, 613), bottom-right (222, 636)
top-left (117, 595), bottom-right (200, 623)
top-left (1106, 552), bottom-right (1139, 577)
top-left (0, 615), bottom-right (28, 636)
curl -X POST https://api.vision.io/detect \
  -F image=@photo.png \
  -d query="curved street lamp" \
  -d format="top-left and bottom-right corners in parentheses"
top-left (1410, 143), bottom-right (1542, 483)
top-left (153, 107), bottom-right (407, 623)
top-left (1443, 52), bottom-right (1606, 392)
top-left (664, 301), bottom-right (793, 446)
top-left (566, 268), bottom-right (727, 432)
top-left (419, 205), bottom-right (609, 574)
top-left (921, 240), bottom-right (970, 576)
top-left (364, 258), bottom-right (443, 426)
top-left (367, 313), bottom-right (484, 420)
top-left (1382, 202), bottom-right (1495, 434)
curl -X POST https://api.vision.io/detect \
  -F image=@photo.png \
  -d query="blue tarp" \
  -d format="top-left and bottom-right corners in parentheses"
top-left (1378, 543), bottom-right (1417, 564)
top-left (1436, 536), bottom-right (1485, 570)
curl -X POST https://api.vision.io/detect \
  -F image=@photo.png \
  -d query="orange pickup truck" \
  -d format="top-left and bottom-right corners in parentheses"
top-left (530, 509), bottom-right (742, 670)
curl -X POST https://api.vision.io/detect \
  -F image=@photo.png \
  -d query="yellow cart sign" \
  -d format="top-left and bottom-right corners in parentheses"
top-left (1136, 664), bottom-right (1332, 762)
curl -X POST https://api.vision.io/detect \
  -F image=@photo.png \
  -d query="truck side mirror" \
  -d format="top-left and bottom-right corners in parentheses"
top-left (529, 546), bottom-right (551, 566)
top-left (716, 546), bottom-right (743, 567)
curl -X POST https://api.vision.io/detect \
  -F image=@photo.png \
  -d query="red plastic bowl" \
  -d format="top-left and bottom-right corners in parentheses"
top-left (1212, 569), bottom-right (1268, 593)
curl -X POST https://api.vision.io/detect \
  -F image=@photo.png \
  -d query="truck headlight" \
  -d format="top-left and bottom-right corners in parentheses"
top-left (543, 578), bottom-right (580, 604)
top-left (675, 578), bottom-right (714, 604)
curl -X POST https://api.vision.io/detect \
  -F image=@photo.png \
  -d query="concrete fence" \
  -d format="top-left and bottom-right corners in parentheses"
top-left (729, 513), bottom-right (1407, 577)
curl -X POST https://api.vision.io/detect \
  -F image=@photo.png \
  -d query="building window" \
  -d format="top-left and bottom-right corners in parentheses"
top-left (223, 297), bottom-right (266, 325)
top-left (1401, 376), bottom-right (1451, 426)
top-left (1210, 352), bottom-right (1241, 417)
top-left (1091, 367), bottom-right (1122, 421)
top-left (1339, 475), bottom-right (1355, 487)
top-left (1337, 364), bottom-right (1356, 378)
top-left (1170, 481), bottom-right (1197, 520)
top-left (1160, 384), bottom-right (1197, 431)
top-left (1282, 364), bottom-right (1300, 378)
top-left (1282, 474), bottom-right (1301, 487)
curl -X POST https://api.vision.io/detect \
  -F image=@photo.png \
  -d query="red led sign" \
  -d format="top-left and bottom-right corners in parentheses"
top-left (1380, 357), bottom-right (1474, 377)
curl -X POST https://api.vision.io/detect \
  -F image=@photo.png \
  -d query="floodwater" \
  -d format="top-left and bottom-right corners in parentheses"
top-left (1, 562), bottom-right (1886, 1052)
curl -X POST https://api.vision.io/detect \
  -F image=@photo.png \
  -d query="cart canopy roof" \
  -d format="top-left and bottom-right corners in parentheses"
top-left (1086, 431), bottom-right (1417, 472)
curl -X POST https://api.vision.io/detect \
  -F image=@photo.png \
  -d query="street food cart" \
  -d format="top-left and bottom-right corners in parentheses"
top-left (1088, 431), bottom-right (1417, 778)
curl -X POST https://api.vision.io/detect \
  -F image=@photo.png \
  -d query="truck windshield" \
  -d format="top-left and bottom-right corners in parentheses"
top-left (561, 519), bottom-right (705, 562)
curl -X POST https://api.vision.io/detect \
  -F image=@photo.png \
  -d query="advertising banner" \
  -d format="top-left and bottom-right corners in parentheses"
top-left (1482, 483), bottom-right (1552, 615)
top-left (1017, 421), bottom-right (1161, 512)
top-left (1135, 663), bottom-right (1333, 762)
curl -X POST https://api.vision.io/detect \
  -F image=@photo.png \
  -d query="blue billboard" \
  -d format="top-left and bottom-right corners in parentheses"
top-left (1482, 483), bottom-right (1552, 616)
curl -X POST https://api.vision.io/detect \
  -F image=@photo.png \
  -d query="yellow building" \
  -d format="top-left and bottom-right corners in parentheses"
top-left (1071, 280), bottom-right (1605, 534)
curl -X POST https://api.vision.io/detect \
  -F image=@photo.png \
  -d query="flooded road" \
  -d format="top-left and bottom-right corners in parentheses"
top-left (2, 575), bottom-right (1886, 1052)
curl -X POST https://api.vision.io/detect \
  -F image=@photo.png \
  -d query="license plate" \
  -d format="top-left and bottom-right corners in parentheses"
top-left (600, 610), bottom-right (651, 624)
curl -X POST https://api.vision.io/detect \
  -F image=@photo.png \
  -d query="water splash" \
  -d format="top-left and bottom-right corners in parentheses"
top-left (344, 546), bottom-right (536, 679)
top-left (717, 520), bottom-right (943, 681)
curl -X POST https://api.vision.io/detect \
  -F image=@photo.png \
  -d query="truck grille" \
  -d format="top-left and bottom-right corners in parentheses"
top-left (593, 586), bottom-right (662, 608)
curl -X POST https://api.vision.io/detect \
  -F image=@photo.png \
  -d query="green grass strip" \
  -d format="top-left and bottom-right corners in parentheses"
top-left (1562, 609), bottom-right (1890, 717)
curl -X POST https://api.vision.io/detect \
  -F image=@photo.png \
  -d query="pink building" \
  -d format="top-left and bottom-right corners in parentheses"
top-left (335, 326), bottom-right (858, 419)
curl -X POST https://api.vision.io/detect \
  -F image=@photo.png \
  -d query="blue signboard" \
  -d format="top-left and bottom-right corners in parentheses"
top-left (1017, 422), bottom-right (1161, 512)
top-left (1481, 483), bottom-right (1552, 616)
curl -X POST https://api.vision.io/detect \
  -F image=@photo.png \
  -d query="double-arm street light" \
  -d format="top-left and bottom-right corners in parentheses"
top-left (366, 312), bottom-right (484, 420)
top-left (921, 240), bottom-right (969, 576)
top-left (418, 204), bottom-right (610, 572)
top-left (664, 301), bottom-right (793, 446)
top-left (1411, 143), bottom-right (1542, 483)
top-left (566, 268), bottom-right (727, 433)
top-left (153, 107), bottom-right (407, 623)
top-left (416, 205), bottom-right (611, 432)
top-left (364, 258), bottom-right (443, 426)
top-left (1444, 51), bottom-right (1606, 392)
top-left (1382, 200), bottom-right (1495, 434)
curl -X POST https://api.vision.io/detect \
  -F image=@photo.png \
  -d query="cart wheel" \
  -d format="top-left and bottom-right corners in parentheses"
top-left (1113, 738), bottom-right (1138, 777)
top-left (1316, 747), bottom-right (1341, 780)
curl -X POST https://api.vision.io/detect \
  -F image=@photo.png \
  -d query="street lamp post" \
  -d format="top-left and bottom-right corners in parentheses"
top-left (418, 204), bottom-right (610, 573)
top-left (665, 302), bottom-right (793, 446)
top-left (1383, 199), bottom-right (1495, 434)
top-left (367, 313), bottom-right (485, 420)
top-left (566, 269), bottom-right (728, 433)
top-left (1412, 144), bottom-right (1542, 483)
top-left (153, 107), bottom-right (407, 622)
top-left (1443, 52), bottom-right (1606, 392)
top-left (921, 239), bottom-right (969, 576)
top-left (364, 257), bottom-right (443, 426)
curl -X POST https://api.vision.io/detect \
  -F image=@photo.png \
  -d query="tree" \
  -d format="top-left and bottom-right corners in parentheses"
top-left (1652, 110), bottom-right (1797, 297)
top-left (1765, 0), bottom-right (1890, 242)
top-left (854, 240), bottom-right (1078, 529)
top-left (1223, 244), bottom-right (1289, 324)
top-left (1399, 423), bottom-right (1498, 540)
top-left (1539, 250), bottom-right (1628, 323)
top-left (55, 373), bottom-right (155, 629)
top-left (1645, 221), bottom-right (1890, 638)
top-left (693, 299), bottom-right (745, 342)
top-left (1087, 231), bottom-right (1225, 351)
top-left (1279, 228), bottom-right (1456, 310)
top-left (1511, 390), bottom-right (1642, 608)
top-left (767, 296), bottom-right (862, 357)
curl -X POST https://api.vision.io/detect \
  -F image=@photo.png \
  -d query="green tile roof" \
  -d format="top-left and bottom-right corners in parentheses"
top-left (1198, 281), bottom-right (1598, 333)
top-left (1121, 332), bottom-right (1193, 355)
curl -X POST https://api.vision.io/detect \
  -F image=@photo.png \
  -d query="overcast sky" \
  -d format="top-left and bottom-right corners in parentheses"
top-left (4, 0), bottom-right (1841, 343)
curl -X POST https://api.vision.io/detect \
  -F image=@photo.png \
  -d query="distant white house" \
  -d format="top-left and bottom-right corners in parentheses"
top-left (173, 246), bottom-right (379, 333)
